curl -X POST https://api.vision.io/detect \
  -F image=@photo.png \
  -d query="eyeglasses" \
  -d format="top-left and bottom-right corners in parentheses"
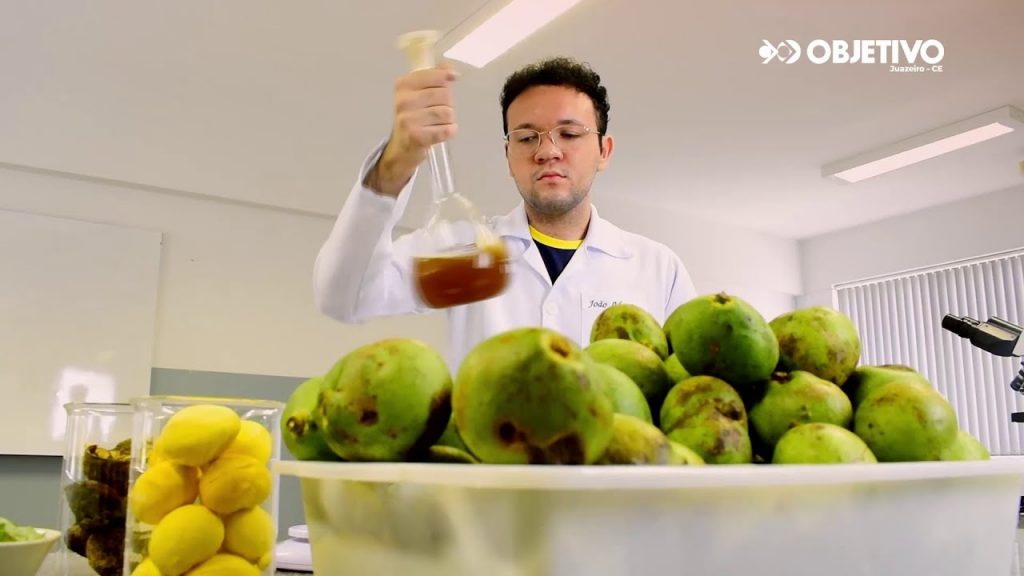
top-left (503, 124), bottom-right (601, 156)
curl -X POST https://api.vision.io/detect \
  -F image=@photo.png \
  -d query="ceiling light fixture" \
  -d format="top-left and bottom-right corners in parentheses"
top-left (442, 0), bottom-right (588, 69)
top-left (823, 105), bottom-right (1024, 183)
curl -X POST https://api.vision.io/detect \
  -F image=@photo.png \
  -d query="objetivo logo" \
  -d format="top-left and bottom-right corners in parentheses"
top-left (759, 40), bottom-right (801, 64)
top-left (759, 39), bottom-right (945, 73)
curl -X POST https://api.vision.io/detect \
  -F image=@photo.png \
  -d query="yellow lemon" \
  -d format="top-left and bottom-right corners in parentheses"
top-left (129, 461), bottom-right (200, 525)
top-left (223, 506), bottom-right (274, 563)
top-left (149, 504), bottom-right (224, 575)
top-left (198, 455), bottom-right (271, 515)
top-left (257, 552), bottom-right (272, 570)
top-left (156, 405), bottom-right (241, 467)
top-left (131, 559), bottom-right (163, 576)
top-left (221, 421), bottom-right (273, 463)
top-left (148, 444), bottom-right (167, 467)
top-left (185, 553), bottom-right (260, 575)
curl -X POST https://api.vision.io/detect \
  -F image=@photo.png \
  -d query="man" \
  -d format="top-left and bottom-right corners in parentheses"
top-left (314, 57), bottom-right (696, 368)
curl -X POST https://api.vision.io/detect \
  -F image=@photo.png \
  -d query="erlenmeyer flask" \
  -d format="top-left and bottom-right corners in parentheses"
top-left (397, 30), bottom-right (510, 309)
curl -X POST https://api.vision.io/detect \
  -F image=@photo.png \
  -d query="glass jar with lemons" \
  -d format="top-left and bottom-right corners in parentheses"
top-left (124, 396), bottom-right (283, 576)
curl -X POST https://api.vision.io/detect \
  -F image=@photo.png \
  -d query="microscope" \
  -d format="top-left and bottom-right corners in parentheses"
top-left (942, 314), bottom-right (1024, 518)
top-left (942, 314), bottom-right (1024, 421)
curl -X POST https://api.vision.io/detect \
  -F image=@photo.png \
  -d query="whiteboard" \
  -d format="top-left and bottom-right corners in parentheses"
top-left (0, 210), bottom-right (162, 455)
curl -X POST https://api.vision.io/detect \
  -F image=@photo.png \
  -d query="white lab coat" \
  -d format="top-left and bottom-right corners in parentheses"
top-left (314, 144), bottom-right (698, 370)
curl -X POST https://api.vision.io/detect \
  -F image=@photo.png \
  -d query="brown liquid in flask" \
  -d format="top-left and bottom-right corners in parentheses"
top-left (413, 242), bottom-right (510, 308)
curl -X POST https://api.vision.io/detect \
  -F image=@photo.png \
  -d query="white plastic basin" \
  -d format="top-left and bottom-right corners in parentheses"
top-left (275, 458), bottom-right (1024, 576)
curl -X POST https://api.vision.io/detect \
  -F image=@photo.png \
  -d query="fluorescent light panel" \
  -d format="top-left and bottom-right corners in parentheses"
top-left (833, 123), bottom-right (1014, 183)
top-left (443, 0), bottom-right (586, 68)
top-left (823, 105), bottom-right (1024, 183)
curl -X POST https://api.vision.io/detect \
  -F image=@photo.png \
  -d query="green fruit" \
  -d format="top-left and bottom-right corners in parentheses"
top-left (660, 375), bottom-right (745, 431)
top-left (436, 415), bottom-right (471, 453)
top-left (318, 339), bottom-right (452, 461)
top-left (585, 339), bottom-right (670, 421)
top-left (424, 445), bottom-right (479, 464)
top-left (663, 354), bottom-right (690, 384)
top-left (748, 371), bottom-right (853, 450)
top-left (770, 306), bottom-right (861, 386)
top-left (666, 292), bottom-right (779, 387)
top-left (660, 376), bottom-right (752, 464)
top-left (598, 414), bottom-right (673, 465)
top-left (666, 425), bottom-right (750, 465)
top-left (772, 423), bottom-right (877, 464)
top-left (663, 304), bottom-right (687, 356)
top-left (846, 365), bottom-right (932, 409)
top-left (590, 303), bottom-right (670, 359)
top-left (853, 381), bottom-right (958, 462)
top-left (454, 328), bottom-right (614, 464)
top-left (668, 441), bottom-right (705, 465)
top-left (589, 362), bottom-right (653, 424)
top-left (283, 375), bottom-right (338, 461)
top-left (939, 430), bottom-right (990, 461)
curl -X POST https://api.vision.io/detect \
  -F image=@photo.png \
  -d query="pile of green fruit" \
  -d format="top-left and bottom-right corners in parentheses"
top-left (283, 292), bottom-right (989, 466)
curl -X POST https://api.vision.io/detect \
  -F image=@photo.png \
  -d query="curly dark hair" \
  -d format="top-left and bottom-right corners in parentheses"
top-left (499, 57), bottom-right (610, 144)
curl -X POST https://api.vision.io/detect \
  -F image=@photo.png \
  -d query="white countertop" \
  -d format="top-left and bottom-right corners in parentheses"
top-left (36, 529), bottom-right (1024, 576)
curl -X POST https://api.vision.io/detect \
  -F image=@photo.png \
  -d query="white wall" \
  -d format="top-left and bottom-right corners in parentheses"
top-left (596, 194), bottom-right (800, 321)
top-left (800, 183), bottom-right (1024, 308)
top-left (0, 165), bottom-right (800, 379)
top-left (0, 166), bottom-right (447, 378)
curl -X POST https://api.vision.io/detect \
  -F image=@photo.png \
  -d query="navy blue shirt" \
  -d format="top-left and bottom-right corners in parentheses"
top-left (530, 226), bottom-right (581, 283)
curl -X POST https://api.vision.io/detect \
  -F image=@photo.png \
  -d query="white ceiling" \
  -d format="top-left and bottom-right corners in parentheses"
top-left (1, 0), bottom-right (1022, 239)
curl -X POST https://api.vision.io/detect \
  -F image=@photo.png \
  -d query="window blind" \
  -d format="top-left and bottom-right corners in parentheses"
top-left (833, 248), bottom-right (1024, 456)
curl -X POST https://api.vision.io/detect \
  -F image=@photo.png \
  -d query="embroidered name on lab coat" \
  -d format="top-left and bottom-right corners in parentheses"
top-left (587, 299), bottom-right (623, 309)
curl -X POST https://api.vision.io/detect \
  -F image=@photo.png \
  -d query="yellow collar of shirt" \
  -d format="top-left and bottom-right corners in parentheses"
top-left (529, 225), bottom-right (583, 250)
